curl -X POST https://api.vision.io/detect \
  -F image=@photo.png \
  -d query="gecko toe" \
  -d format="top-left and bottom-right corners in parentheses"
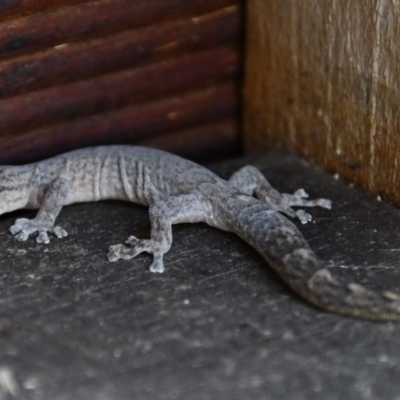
top-left (296, 210), bottom-right (312, 224)
top-left (108, 245), bottom-right (122, 262)
top-left (319, 199), bottom-right (332, 209)
top-left (15, 231), bottom-right (29, 241)
top-left (126, 235), bottom-right (140, 246)
top-left (53, 226), bottom-right (68, 238)
top-left (36, 231), bottom-right (50, 244)
top-left (9, 225), bottom-right (21, 235)
top-left (149, 260), bottom-right (164, 273)
top-left (9, 218), bottom-right (26, 235)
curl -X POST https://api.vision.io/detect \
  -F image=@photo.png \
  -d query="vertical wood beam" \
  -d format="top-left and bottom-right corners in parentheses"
top-left (244, 0), bottom-right (400, 203)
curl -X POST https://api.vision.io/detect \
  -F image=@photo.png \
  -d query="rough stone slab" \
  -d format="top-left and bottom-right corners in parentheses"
top-left (0, 149), bottom-right (400, 400)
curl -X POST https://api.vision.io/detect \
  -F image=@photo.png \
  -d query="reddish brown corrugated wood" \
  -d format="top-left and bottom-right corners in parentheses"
top-left (0, 2), bottom-right (243, 164)
top-left (0, 0), bottom-right (87, 20)
top-left (0, 84), bottom-right (238, 164)
top-left (0, 0), bottom-right (238, 56)
top-left (0, 7), bottom-right (240, 98)
top-left (141, 119), bottom-right (239, 162)
top-left (0, 47), bottom-right (239, 135)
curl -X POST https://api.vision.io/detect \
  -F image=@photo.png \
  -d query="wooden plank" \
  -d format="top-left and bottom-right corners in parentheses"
top-left (0, 0), bottom-right (239, 57)
top-left (244, 0), bottom-right (400, 204)
top-left (0, 0), bottom-right (89, 20)
top-left (0, 1), bottom-right (244, 163)
top-left (140, 119), bottom-right (240, 161)
top-left (0, 46), bottom-right (239, 135)
top-left (0, 6), bottom-right (240, 98)
top-left (0, 84), bottom-right (238, 164)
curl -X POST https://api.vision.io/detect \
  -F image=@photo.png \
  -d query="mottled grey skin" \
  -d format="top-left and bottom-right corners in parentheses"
top-left (1, 145), bottom-right (400, 320)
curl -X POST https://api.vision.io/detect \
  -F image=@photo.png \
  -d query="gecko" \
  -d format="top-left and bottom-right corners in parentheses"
top-left (0, 145), bottom-right (399, 320)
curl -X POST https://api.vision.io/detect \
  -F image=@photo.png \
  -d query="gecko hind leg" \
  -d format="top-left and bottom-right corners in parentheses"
top-left (108, 194), bottom-right (212, 273)
top-left (228, 165), bottom-right (332, 224)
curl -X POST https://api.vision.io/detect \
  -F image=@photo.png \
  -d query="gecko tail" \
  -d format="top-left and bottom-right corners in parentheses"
top-left (268, 241), bottom-right (400, 321)
top-left (226, 199), bottom-right (400, 321)
top-left (304, 268), bottom-right (400, 321)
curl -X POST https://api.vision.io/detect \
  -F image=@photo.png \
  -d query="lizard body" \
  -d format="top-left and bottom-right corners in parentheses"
top-left (1, 145), bottom-right (399, 320)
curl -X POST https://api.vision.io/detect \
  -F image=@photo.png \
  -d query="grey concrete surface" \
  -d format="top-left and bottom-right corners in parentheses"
top-left (0, 149), bottom-right (400, 400)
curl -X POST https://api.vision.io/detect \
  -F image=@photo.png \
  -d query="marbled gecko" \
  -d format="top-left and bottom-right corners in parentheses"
top-left (0, 145), bottom-right (399, 320)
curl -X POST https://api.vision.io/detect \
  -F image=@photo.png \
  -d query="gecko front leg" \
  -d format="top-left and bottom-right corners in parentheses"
top-left (108, 194), bottom-right (212, 273)
top-left (10, 178), bottom-right (69, 244)
top-left (228, 165), bottom-right (332, 224)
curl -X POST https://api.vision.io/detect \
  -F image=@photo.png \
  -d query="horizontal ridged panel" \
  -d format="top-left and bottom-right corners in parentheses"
top-left (141, 119), bottom-right (240, 162)
top-left (0, 0), bottom-right (238, 57)
top-left (0, 0), bottom-right (89, 20)
top-left (0, 46), bottom-right (239, 136)
top-left (0, 7), bottom-right (240, 98)
top-left (0, 84), bottom-right (238, 164)
top-left (0, 2), bottom-right (243, 163)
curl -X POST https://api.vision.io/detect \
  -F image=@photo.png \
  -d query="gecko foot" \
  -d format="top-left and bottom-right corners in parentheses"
top-left (283, 191), bottom-right (332, 210)
top-left (108, 238), bottom-right (165, 273)
top-left (108, 239), bottom-right (152, 262)
top-left (279, 190), bottom-right (332, 222)
top-left (9, 218), bottom-right (68, 243)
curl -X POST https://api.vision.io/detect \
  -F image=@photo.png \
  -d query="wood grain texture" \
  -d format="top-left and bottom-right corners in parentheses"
top-left (0, 6), bottom-right (240, 98)
top-left (0, 1), bottom-right (243, 163)
top-left (244, 0), bottom-right (400, 204)
top-left (0, 0), bottom-right (88, 20)
top-left (0, 84), bottom-right (238, 164)
top-left (141, 119), bottom-right (240, 162)
top-left (0, 0), bottom-right (238, 57)
top-left (0, 46), bottom-right (239, 135)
